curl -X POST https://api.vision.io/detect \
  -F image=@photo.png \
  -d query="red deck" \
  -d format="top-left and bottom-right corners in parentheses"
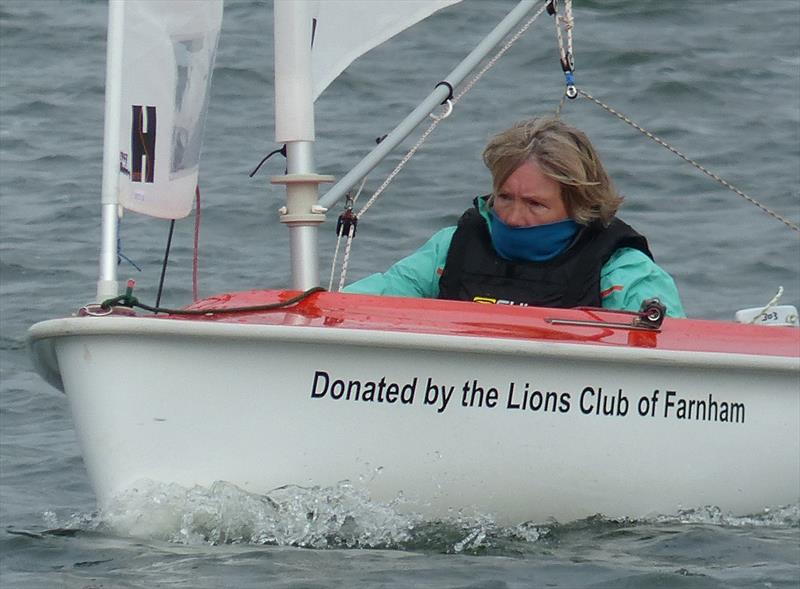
top-left (172, 290), bottom-right (800, 358)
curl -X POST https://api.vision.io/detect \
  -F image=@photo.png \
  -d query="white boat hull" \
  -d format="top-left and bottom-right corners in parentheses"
top-left (29, 314), bottom-right (800, 523)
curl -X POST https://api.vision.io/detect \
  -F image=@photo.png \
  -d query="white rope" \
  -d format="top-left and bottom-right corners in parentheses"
top-left (327, 233), bottom-right (343, 292)
top-left (564, 0), bottom-right (574, 64)
top-left (429, 99), bottom-right (453, 121)
top-left (337, 227), bottom-right (356, 292)
top-left (749, 286), bottom-right (784, 324)
top-left (552, 0), bottom-right (572, 68)
top-left (328, 177), bottom-right (366, 291)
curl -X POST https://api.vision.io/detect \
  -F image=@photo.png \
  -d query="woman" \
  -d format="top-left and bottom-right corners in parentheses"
top-left (344, 117), bottom-right (685, 317)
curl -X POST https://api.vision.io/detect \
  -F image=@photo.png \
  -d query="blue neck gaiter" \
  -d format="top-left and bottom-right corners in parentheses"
top-left (489, 212), bottom-right (580, 262)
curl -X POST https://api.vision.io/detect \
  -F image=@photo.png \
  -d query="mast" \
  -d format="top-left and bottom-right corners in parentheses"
top-left (96, 0), bottom-right (125, 301)
top-left (272, 0), bottom-right (333, 290)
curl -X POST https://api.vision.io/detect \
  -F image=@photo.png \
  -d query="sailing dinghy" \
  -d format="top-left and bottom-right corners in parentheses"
top-left (27, 0), bottom-right (800, 525)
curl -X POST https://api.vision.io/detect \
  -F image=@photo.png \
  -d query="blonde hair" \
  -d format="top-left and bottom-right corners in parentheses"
top-left (482, 117), bottom-right (623, 224)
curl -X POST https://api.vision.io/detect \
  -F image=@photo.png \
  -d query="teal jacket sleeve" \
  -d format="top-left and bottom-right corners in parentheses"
top-left (342, 227), bottom-right (456, 298)
top-left (600, 248), bottom-right (686, 318)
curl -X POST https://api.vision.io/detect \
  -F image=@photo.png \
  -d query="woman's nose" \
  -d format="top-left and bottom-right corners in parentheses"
top-left (504, 201), bottom-right (527, 227)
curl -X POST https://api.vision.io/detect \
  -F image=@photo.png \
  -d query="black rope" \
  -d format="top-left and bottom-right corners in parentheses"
top-left (101, 286), bottom-right (326, 316)
top-left (155, 219), bottom-right (176, 312)
top-left (249, 145), bottom-right (287, 177)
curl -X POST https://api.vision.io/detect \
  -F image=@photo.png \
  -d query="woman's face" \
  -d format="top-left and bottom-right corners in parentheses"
top-left (492, 159), bottom-right (569, 227)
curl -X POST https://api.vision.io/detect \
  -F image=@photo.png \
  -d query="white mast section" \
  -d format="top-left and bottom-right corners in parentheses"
top-left (273, 0), bottom-right (334, 290)
top-left (96, 0), bottom-right (125, 301)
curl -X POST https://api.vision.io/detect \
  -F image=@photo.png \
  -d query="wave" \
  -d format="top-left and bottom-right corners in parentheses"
top-left (38, 479), bottom-right (800, 554)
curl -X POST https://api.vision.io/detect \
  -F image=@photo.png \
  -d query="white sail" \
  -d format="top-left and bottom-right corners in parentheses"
top-left (310, 0), bottom-right (462, 100)
top-left (117, 0), bottom-right (222, 219)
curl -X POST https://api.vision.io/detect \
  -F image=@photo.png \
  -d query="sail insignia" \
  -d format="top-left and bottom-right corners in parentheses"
top-left (117, 0), bottom-right (222, 220)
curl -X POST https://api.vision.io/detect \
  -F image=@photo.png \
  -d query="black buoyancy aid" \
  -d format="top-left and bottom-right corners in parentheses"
top-left (438, 200), bottom-right (653, 308)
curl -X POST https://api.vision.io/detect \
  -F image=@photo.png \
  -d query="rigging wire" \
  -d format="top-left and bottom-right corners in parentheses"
top-left (573, 89), bottom-right (800, 235)
top-left (116, 238), bottom-right (142, 272)
top-left (116, 215), bottom-right (142, 272)
top-left (748, 286), bottom-right (785, 324)
top-left (550, 0), bottom-right (796, 234)
top-left (328, 183), bottom-right (364, 292)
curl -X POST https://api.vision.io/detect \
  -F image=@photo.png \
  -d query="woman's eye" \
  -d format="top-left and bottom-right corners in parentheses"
top-left (526, 200), bottom-right (544, 209)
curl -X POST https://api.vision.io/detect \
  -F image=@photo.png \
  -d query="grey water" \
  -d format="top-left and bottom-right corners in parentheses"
top-left (1, 0), bottom-right (799, 587)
